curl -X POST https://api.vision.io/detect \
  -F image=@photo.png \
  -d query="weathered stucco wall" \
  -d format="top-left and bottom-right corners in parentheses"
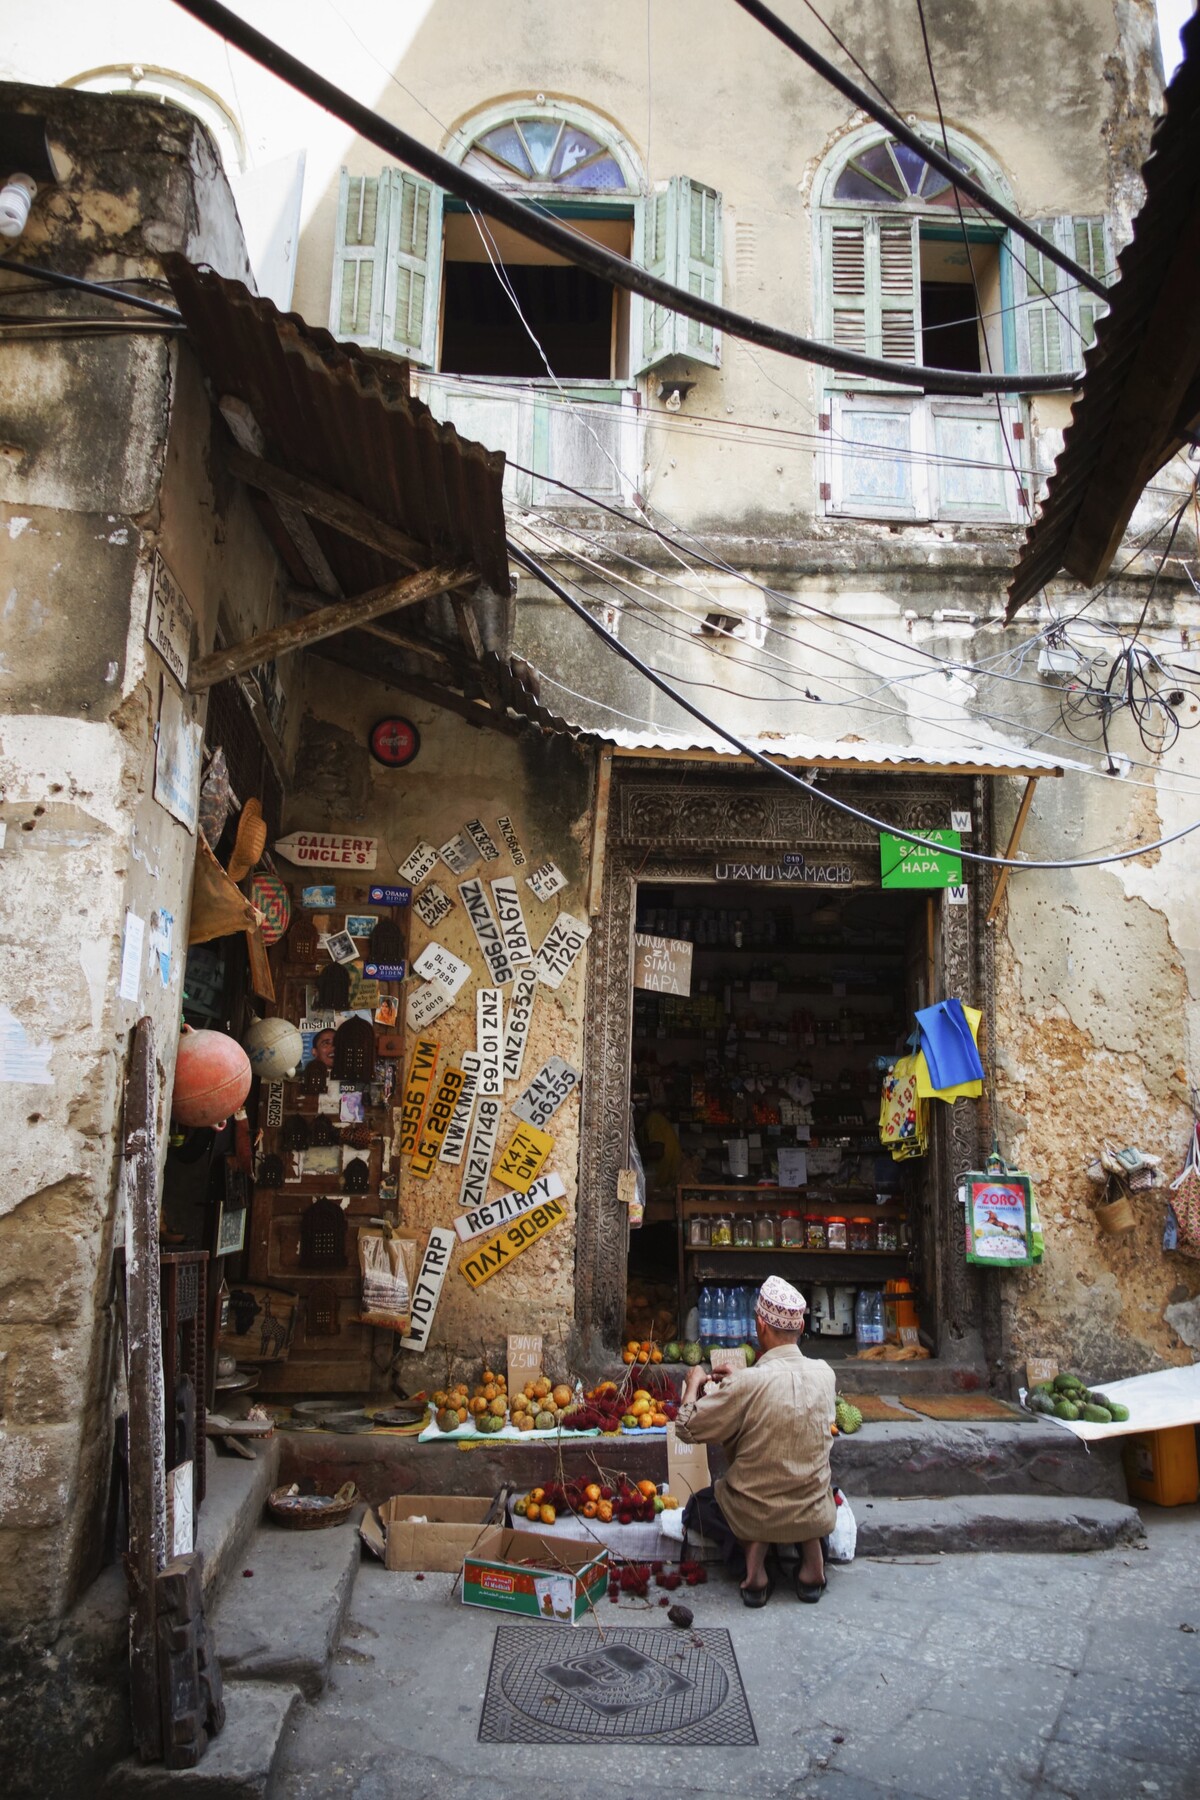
top-left (290, 659), bottom-right (595, 1376)
top-left (0, 84), bottom-right (290, 1670)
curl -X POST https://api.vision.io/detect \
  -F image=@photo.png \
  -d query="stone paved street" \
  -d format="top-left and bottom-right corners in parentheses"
top-left (273, 1508), bottom-right (1200, 1799)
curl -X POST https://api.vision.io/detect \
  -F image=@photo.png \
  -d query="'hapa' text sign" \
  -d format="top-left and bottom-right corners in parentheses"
top-left (493, 1121), bottom-right (554, 1194)
top-left (511, 1056), bottom-right (581, 1130)
top-left (274, 832), bottom-right (378, 869)
top-left (533, 912), bottom-right (591, 990)
top-left (453, 1171), bottom-right (566, 1242)
top-left (400, 1227), bottom-right (456, 1352)
top-left (410, 1065), bottom-right (466, 1179)
top-left (459, 1195), bottom-right (566, 1288)
top-left (396, 1037), bottom-right (438, 1158)
top-left (633, 933), bottom-right (693, 997)
top-left (459, 878), bottom-right (516, 986)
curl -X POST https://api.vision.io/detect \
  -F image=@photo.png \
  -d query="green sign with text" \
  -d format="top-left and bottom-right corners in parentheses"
top-left (879, 830), bottom-right (962, 889)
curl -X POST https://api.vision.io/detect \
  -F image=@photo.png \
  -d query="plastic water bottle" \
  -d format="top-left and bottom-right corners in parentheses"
top-left (698, 1284), bottom-right (712, 1346)
top-left (855, 1286), bottom-right (885, 1346)
top-left (734, 1285), bottom-right (751, 1345)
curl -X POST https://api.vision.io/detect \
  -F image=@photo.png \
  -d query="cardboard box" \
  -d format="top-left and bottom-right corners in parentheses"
top-left (461, 1526), bottom-right (609, 1624)
top-left (360, 1494), bottom-right (498, 1572)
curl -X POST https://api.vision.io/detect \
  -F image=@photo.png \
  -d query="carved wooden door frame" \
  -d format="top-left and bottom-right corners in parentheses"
top-left (574, 762), bottom-right (994, 1359)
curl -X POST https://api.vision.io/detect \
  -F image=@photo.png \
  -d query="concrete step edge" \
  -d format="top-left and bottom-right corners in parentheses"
top-left (100, 1681), bottom-right (301, 1799)
top-left (197, 1440), bottom-right (283, 1607)
top-left (213, 1519), bottom-right (361, 1700)
top-left (852, 1493), bottom-right (1146, 1556)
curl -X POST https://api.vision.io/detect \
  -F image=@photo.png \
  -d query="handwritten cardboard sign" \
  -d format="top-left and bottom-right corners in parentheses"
top-left (633, 933), bottom-right (694, 997)
top-left (274, 832), bottom-right (378, 870)
top-left (398, 841), bottom-right (438, 885)
top-left (511, 1056), bottom-right (581, 1129)
top-left (458, 1194), bottom-right (566, 1289)
top-left (454, 1171), bottom-right (566, 1242)
top-left (507, 1333), bottom-right (544, 1390)
top-left (491, 876), bottom-right (534, 968)
top-left (413, 883), bottom-right (454, 928)
top-left (496, 816), bottom-right (526, 866)
top-left (396, 1037), bottom-right (438, 1158)
top-left (459, 878), bottom-right (516, 986)
top-left (439, 1051), bottom-right (481, 1166)
top-left (502, 967), bottom-right (538, 1084)
top-left (526, 859), bottom-right (567, 901)
top-left (534, 912), bottom-right (591, 990)
top-left (456, 1092), bottom-right (503, 1213)
top-left (666, 1423), bottom-right (711, 1505)
top-left (463, 818), bottom-right (501, 862)
top-left (147, 552), bottom-right (194, 687)
top-left (494, 1121), bottom-right (554, 1194)
top-left (399, 1227), bottom-right (456, 1353)
top-left (475, 987), bottom-right (504, 1096)
top-left (410, 1065), bottom-right (466, 1179)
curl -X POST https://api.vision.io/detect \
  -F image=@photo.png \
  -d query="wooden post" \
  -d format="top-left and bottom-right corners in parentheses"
top-left (986, 776), bottom-right (1039, 925)
top-left (124, 1017), bottom-right (167, 1762)
top-left (586, 747), bottom-right (614, 917)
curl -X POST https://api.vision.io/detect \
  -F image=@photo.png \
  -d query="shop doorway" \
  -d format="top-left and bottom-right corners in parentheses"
top-left (625, 882), bottom-right (932, 1362)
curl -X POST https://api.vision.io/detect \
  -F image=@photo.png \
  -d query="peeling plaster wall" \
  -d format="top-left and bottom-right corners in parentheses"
top-left (292, 660), bottom-right (593, 1376)
top-left (0, 84), bottom-right (290, 1684)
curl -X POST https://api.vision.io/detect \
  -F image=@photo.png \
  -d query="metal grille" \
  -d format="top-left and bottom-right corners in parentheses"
top-left (203, 677), bottom-right (282, 840)
top-left (479, 1626), bottom-right (757, 1746)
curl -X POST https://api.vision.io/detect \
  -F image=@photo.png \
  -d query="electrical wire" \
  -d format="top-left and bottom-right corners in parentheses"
top-left (0, 257), bottom-right (182, 320)
top-left (509, 538), bottom-right (1200, 870)
top-left (169, 0), bottom-right (1085, 395)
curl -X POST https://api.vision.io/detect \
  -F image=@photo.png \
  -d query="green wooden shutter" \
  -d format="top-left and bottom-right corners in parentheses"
top-left (1012, 221), bottom-right (1065, 377)
top-left (823, 215), bottom-right (919, 369)
top-left (1069, 216), bottom-right (1110, 351)
top-left (826, 218), bottom-right (869, 354)
top-left (633, 176), bottom-right (723, 372)
top-left (877, 218), bottom-right (919, 364)
top-left (382, 171), bottom-right (443, 365)
top-left (330, 169), bottom-right (387, 347)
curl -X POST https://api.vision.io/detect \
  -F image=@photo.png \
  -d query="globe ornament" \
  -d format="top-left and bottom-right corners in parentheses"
top-left (243, 1016), bottom-right (304, 1080)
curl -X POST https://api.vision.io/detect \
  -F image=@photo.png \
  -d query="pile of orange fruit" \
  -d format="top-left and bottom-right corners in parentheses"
top-left (622, 1339), bottom-right (664, 1366)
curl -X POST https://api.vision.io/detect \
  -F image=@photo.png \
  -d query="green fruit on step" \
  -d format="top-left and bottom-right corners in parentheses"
top-left (1027, 1392), bottom-right (1054, 1414)
top-left (682, 1342), bottom-right (703, 1366)
top-left (435, 1408), bottom-right (460, 1433)
top-left (1053, 1399), bottom-right (1080, 1421)
top-left (835, 1399), bottom-right (863, 1434)
top-left (663, 1342), bottom-right (682, 1363)
top-left (535, 1410), bottom-right (557, 1431)
top-left (1081, 1404), bottom-right (1112, 1423)
top-left (1107, 1403), bottom-right (1130, 1422)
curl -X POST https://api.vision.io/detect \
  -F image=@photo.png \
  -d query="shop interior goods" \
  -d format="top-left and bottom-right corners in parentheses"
top-left (171, 1029), bottom-right (253, 1127)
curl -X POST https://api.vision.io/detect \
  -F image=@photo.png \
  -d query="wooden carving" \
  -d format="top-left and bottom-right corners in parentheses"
top-left (299, 1196), bottom-right (347, 1269)
top-left (333, 1015), bottom-right (375, 1082)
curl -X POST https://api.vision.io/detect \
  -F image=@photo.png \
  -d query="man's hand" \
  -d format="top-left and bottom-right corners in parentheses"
top-left (682, 1364), bottom-right (709, 1402)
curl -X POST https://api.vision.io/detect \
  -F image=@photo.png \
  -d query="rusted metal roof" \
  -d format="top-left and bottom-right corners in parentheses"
top-left (163, 257), bottom-right (512, 626)
top-left (1008, 13), bottom-right (1200, 616)
top-left (481, 654), bottom-right (1076, 774)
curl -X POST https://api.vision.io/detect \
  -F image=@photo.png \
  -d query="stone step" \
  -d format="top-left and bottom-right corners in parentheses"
top-left (197, 1439), bottom-right (282, 1606)
top-left (852, 1493), bottom-right (1146, 1556)
top-left (210, 1515), bottom-right (361, 1699)
top-left (101, 1681), bottom-right (300, 1799)
top-left (830, 1414), bottom-right (1128, 1501)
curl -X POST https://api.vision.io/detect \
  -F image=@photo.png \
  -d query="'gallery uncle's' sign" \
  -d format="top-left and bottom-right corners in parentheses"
top-left (274, 832), bottom-right (378, 869)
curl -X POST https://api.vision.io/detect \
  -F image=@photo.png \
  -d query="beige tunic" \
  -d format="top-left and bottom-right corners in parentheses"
top-left (674, 1344), bottom-right (837, 1543)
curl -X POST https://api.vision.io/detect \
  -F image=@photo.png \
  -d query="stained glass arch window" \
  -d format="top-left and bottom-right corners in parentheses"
top-left (453, 102), bottom-right (642, 195)
top-left (816, 123), bottom-right (1011, 216)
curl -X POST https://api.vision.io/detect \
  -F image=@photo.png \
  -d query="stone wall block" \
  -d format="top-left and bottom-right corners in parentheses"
top-left (0, 1424), bottom-right (76, 1529)
top-left (0, 1326), bottom-right (89, 1425)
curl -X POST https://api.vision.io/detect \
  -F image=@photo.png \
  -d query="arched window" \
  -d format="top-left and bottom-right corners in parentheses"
top-left (64, 66), bottom-right (247, 175)
top-left (460, 111), bottom-right (634, 193)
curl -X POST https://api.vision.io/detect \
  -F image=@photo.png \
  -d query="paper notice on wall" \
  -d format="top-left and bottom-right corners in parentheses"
top-left (119, 911), bottom-right (145, 1002)
top-left (533, 912), bottom-right (591, 989)
top-left (456, 1091), bottom-right (504, 1213)
top-left (439, 1050), bottom-right (482, 1165)
top-left (153, 682), bottom-right (203, 832)
top-left (459, 878), bottom-right (516, 986)
top-left (398, 841), bottom-right (439, 886)
top-left (0, 1005), bottom-right (53, 1084)
top-left (777, 1146), bottom-right (808, 1187)
top-left (414, 941), bottom-right (471, 996)
top-left (502, 967), bottom-right (538, 1085)
top-left (490, 876), bottom-right (534, 968)
top-left (413, 883), bottom-right (454, 928)
top-left (511, 1056), bottom-right (581, 1129)
top-left (475, 987), bottom-right (505, 1095)
top-left (525, 859), bottom-right (567, 902)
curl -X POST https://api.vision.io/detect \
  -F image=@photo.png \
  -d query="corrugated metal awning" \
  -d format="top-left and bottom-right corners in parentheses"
top-left (164, 256), bottom-right (512, 642)
top-left (1008, 14), bottom-right (1200, 615)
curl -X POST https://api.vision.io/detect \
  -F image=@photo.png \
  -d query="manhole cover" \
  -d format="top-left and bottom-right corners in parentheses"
top-left (479, 1626), bottom-right (757, 1746)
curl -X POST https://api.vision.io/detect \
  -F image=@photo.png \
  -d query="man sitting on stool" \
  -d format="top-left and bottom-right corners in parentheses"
top-left (675, 1275), bottom-right (836, 1606)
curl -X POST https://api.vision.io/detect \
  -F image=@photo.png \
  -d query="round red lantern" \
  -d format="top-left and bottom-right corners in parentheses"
top-left (171, 1029), bottom-right (252, 1127)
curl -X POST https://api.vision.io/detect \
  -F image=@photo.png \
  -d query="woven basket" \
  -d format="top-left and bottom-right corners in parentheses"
top-left (267, 1481), bottom-right (358, 1530)
top-left (1096, 1194), bottom-right (1136, 1236)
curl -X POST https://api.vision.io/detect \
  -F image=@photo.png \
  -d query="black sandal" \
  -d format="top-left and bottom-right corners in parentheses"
top-left (793, 1575), bottom-right (826, 1603)
top-left (740, 1576), bottom-right (775, 1608)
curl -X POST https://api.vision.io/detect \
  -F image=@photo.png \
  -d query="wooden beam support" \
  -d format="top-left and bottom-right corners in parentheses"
top-left (271, 497), bottom-right (342, 597)
top-left (310, 638), bottom-right (524, 736)
top-left (587, 747), bottom-right (614, 917)
top-left (225, 445), bottom-right (427, 570)
top-left (188, 563), bottom-right (475, 693)
top-left (450, 592), bottom-right (485, 661)
top-left (986, 776), bottom-right (1039, 925)
top-left (283, 583), bottom-right (457, 676)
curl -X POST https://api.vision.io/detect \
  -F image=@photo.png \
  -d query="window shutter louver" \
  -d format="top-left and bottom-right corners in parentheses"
top-left (329, 169), bottom-right (387, 347)
top-left (1069, 216), bottom-right (1110, 352)
top-left (633, 176), bottom-right (723, 373)
top-left (877, 219), bottom-right (919, 365)
top-left (828, 221), bottom-right (869, 353)
top-left (382, 171), bottom-right (443, 365)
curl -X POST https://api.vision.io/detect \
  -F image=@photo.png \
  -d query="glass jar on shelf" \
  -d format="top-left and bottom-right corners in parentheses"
top-left (805, 1214), bottom-right (827, 1250)
top-left (876, 1217), bottom-right (899, 1252)
top-left (826, 1215), bottom-right (848, 1251)
top-left (711, 1213), bottom-right (733, 1247)
top-left (849, 1216), bottom-right (874, 1253)
top-left (754, 1211), bottom-right (778, 1248)
top-left (687, 1215), bottom-right (712, 1249)
top-left (779, 1209), bottom-right (803, 1246)
top-left (733, 1212), bottom-right (755, 1247)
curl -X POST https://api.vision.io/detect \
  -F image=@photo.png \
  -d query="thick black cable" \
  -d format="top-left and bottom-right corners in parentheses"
top-left (730, 0), bottom-right (1108, 301)
top-left (0, 257), bottom-right (182, 320)
top-left (169, 0), bottom-right (1080, 396)
top-left (508, 540), bottom-right (1200, 871)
